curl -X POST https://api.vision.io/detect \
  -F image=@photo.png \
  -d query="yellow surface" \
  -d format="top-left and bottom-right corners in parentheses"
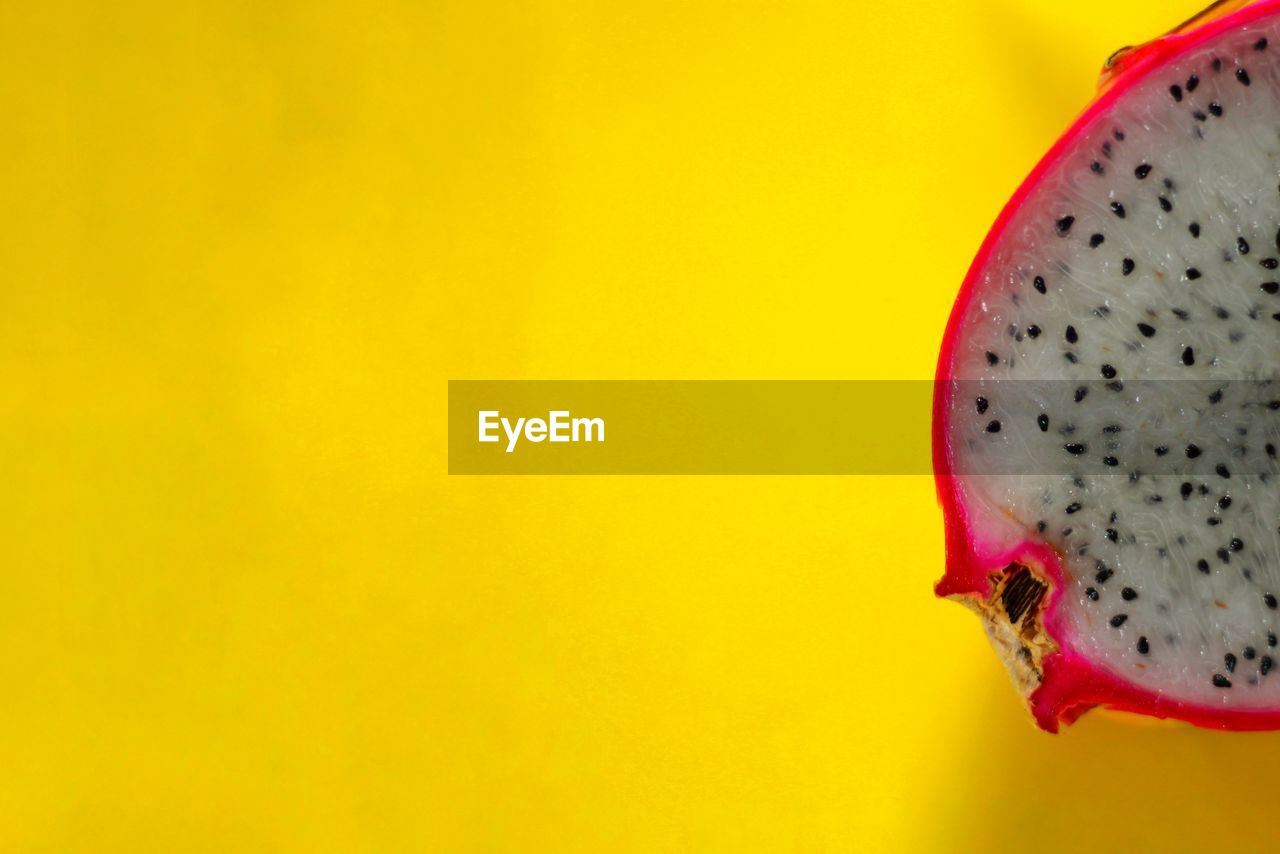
top-left (7, 0), bottom-right (1277, 851)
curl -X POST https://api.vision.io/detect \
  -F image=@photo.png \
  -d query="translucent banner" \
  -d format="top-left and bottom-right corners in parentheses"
top-left (448, 380), bottom-right (932, 474)
top-left (449, 379), bottom-right (1280, 476)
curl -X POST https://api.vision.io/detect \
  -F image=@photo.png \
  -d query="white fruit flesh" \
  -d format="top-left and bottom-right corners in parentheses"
top-left (947, 17), bottom-right (1280, 708)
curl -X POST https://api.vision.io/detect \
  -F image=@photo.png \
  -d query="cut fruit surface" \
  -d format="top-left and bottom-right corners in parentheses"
top-left (936, 0), bottom-right (1280, 731)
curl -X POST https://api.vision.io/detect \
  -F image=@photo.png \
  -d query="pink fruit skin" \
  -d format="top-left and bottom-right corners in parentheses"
top-left (934, 0), bottom-right (1280, 732)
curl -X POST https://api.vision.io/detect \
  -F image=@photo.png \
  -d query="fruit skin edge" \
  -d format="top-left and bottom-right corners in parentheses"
top-left (933, 0), bottom-right (1280, 733)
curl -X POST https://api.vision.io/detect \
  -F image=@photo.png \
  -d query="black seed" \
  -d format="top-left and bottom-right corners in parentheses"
top-left (1231, 537), bottom-right (1244, 552)
top-left (1135, 163), bottom-right (1152, 179)
top-left (1181, 482), bottom-right (1194, 498)
top-left (1090, 233), bottom-right (1105, 248)
top-left (1187, 74), bottom-right (1199, 92)
top-left (1065, 325), bottom-right (1078, 343)
top-left (1065, 502), bottom-right (1082, 514)
top-left (1218, 548), bottom-right (1231, 563)
top-left (1264, 258), bottom-right (1279, 270)
top-left (1213, 57), bottom-right (1223, 72)
top-left (1173, 308), bottom-right (1190, 319)
top-left (1226, 653), bottom-right (1238, 673)
top-left (1137, 636), bottom-right (1150, 655)
top-left (1182, 346), bottom-right (1195, 366)
top-left (1186, 444), bottom-right (1202, 458)
top-left (1209, 388), bottom-right (1223, 404)
top-left (1213, 674), bottom-right (1232, 688)
top-left (1114, 129), bottom-right (1125, 141)
top-left (976, 396), bottom-right (988, 414)
top-left (1137, 322), bottom-right (1156, 337)
top-left (1270, 401), bottom-right (1280, 410)
top-left (1101, 364), bottom-right (1116, 379)
top-left (1155, 445), bottom-right (1169, 456)
top-left (1216, 307), bottom-right (1230, 319)
top-left (1210, 101), bottom-right (1224, 117)
top-left (1272, 313), bottom-right (1280, 321)
top-left (1096, 566), bottom-right (1114, 584)
top-left (1106, 528), bottom-right (1118, 542)
top-left (1239, 237), bottom-right (1251, 255)
top-left (1263, 282), bottom-right (1279, 295)
top-left (1158, 196), bottom-right (1172, 213)
top-left (986, 420), bottom-right (1001, 433)
top-left (1091, 160), bottom-right (1104, 175)
top-left (1033, 275), bottom-right (1046, 294)
top-left (1245, 646), bottom-right (1257, 660)
top-left (1267, 593), bottom-right (1278, 609)
top-left (1086, 587), bottom-right (1099, 601)
top-left (1269, 443), bottom-right (1278, 458)
top-left (1121, 587), bottom-right (1137, 601)
top-left (1110, 202), bottom-right (1126, 219)
top-left (1122, 257), bottom-right (1135, 276)
top-left (1193, 109), bottom-right (1208, 122)
top-left (1065, 352), bottom-right (1078, 364)
top-left (1027, 324), bottom-right (1041, 338)
top-left (986, 351), bottom-right (999, 365)
top-left (1271, 633), bottom-right (1279, 648)
top-left (1208, 517), bottom-right (1222, 526)
top-left (1189, 223), bottom-right (1201, 238)
top-left (1170, 84), bottom-right (1183, 101)
top-left (1237, 67), bottom-right (1251, 85)
top-left (1102, 141), bottom-right (1113, 158)
top-left (1110, 614), bottom-right (1128, 628)
top-left (1198, 559), bottom-right (1211, 573)
top-left (1186, 267), bottom-right (1202, 279)
top-left (1264, 656), bottom-right (1274, 675)
top-left (1256, 37), bottom-right (1269, 50)
top-left (1065, 442), bottom-right (1087, 455)
top-left (1103, 456), bottom-right (1119, 467)
top-left (1037, 413), bottom-right (1049, 432)
top-left (1216, 463), bottom-right (1230, 478)
top-left (1056, 215), bottom-right (1075, 235)
top-left (1074, 386), bottom-right (1088, 403)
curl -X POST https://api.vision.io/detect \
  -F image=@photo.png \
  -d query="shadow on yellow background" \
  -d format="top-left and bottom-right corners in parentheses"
top-left (6, 0), bottom-right (1273, 851)
top-left (917, 675), bottom-right (1280, 853)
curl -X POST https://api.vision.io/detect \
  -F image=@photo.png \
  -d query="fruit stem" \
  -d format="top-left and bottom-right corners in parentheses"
top-left (1098, 0), bottom-right (1253, 91)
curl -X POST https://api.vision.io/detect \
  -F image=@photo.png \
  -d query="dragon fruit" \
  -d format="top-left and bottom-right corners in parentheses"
top-left (936, 0), bottom-right (1280, 731)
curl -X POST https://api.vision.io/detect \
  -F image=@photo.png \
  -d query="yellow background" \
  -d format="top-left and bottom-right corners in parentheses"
top-left (5, 0), bottom-right (1273, 851)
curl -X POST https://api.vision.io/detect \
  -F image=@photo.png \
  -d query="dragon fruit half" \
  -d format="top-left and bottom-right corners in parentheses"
top-left (935, 0), bottom-right (1280, 731)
